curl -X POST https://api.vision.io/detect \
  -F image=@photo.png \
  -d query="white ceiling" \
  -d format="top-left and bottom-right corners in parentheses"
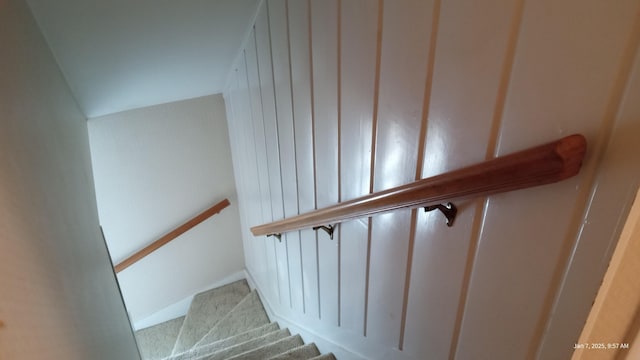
top-left (26, 0), bottom-right (259, 118)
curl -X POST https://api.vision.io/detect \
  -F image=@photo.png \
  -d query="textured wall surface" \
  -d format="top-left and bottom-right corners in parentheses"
top-left (0, 0), bottom-right (140, 358)
top-left (88, 95), bottom-right (245, 324)
top-left (225, 0), bottom-right (640, 359)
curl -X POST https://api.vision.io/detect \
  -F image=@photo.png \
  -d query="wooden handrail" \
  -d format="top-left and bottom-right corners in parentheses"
top-left (251, 134), bottom-right (587, 236)
top-left (114, 198), bottom-right (231, 273)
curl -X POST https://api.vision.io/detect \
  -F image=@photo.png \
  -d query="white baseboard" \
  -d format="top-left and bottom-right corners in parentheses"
top-left (133, 270), bottom-right (246, 330)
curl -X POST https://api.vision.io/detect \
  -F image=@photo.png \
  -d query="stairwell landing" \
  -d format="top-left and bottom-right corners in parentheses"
top-left (135, 280), bottom-right (335, 360)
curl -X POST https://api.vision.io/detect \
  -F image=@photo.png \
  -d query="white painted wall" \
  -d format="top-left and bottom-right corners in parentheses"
top-left (26, 0), bottom-right (260, 117)
top-left (88, 95), bottom-right (245, 324)
top-left (224, 1), bottom-right (640, 359)
top-left (0, 0), bottom-right (139, 359)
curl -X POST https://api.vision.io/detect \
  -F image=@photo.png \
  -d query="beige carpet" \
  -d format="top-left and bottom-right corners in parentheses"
top-left (135, 280), bottom-right (335, 360)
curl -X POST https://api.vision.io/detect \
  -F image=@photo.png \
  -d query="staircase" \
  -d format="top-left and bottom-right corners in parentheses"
top-left (135, 280), bottom-right (335, 360)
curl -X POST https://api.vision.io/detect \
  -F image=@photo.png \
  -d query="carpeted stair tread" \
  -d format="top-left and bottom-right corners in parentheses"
top-left (194, 290), bottom-right (269, 347)
top-left (308, 354), bottom-right (336, 360)
top-left (224, 335), bottom-right (304, 360)
top-left (267, 343), bottom-right (320, 359)
top-left (136, 316), bottom-right (185, 360)
top-left (165, 323), bottom-right (280, 360)
top-left (171, 280), bottom-right (250, 354)
top-left (142, 280), bottom-right (336, 359)
top-left (195, 328), bottom-right (291, 360)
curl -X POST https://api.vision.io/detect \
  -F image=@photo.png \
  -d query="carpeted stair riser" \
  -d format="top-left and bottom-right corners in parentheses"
top-left (194, 290), bottom-right (269, 347)
top-left (267, 343), bottom-right (321, 360)
top-left (224, 335), bottom-right (304, 360)
top-left (136, 316), bottom-right (185, 360)
top-left (171, 280), bottom-right (250, 354)
top-left (166, 323), bottom-right (280, 360)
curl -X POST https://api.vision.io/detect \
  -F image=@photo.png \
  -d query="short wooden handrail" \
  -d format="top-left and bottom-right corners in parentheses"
top-left (251, 134), bottom-right (587, 237)
top-left (115, 198), bottom-right (231, 273)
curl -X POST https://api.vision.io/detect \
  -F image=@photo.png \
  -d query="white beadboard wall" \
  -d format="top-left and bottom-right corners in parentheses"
top-left (224, 0), bottom-right (640, 359)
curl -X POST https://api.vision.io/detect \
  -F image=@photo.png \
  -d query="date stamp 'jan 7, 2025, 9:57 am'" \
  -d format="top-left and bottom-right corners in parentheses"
top-left (574, 343), bottom-right (630, 350)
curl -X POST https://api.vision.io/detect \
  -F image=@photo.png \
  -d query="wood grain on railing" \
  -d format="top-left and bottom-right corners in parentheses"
top-left (115, 198), bottom-right (231, 273)
top-left (251, 134), bottom-right (586, 236)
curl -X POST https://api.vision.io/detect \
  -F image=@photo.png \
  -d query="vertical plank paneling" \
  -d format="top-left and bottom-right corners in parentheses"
top-left (366, 0), bottom-right (435, 346)
top-left (246, 30), bottom-right (272, 226)
top-left (536, 17), bottom-right (640, 360)
top-left (256, 0), bottom-right (284, 225)
top-left (245, 28), bottom-right (280, 303)
top-left (310, 0), bottom-right (340, 326)
top-left (288, 0), bottom-right (319, 319)
top-left (225, 1), bottom-right (640, 359)
top-left (402, 0), bottom-right (520, 357)
top-left (268, 0), bottom-right (304, 313)
top-left (456, 0), bottom-right (640, 358)
top-left (236, 52), bottom-right (269, 288)
top-left (255, 2), bottom-right (291, 308)
top-left (338, 0), bottom-right (379, 336)
top-left (224, 70), bottom-right (255, 275)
